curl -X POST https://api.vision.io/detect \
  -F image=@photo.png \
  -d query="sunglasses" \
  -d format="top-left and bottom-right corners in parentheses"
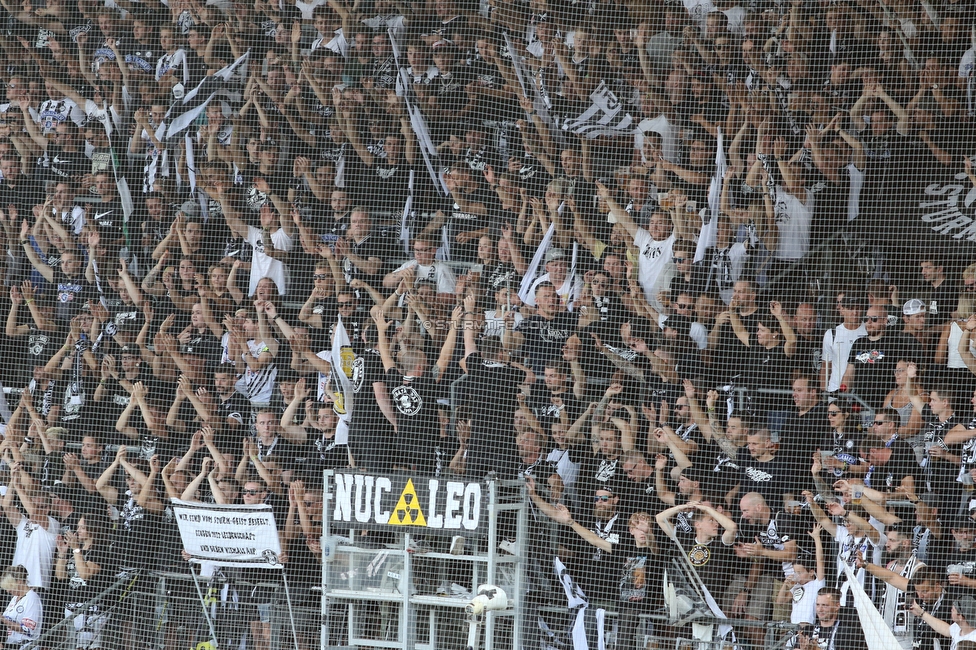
top-left (242, 489), bottom-right (265, 495)
top-left (675, 303), bottom-right (694, 310)
top-left (827, 410), bottom-right (842, 416)
top-left (965, 283), bottom-right (976, 292)
top-left (872, 420), bottom-right (886, 426)
top-left (673, 257), bottom-right (687, 263)
top-left (313, 274), bottom-right (330, 280)
top-left (594, 495), bottom-right (613, 502)
top-left (867, 316), bottom-right (884, 322)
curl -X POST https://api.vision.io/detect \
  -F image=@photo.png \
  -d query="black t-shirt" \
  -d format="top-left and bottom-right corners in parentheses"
top-left (56, 544), bottom-right (116, 607)
top-left (114, 493), bottom-right (162, 570)
top-left (10, 324), bottom-right (56, 385)
top-left (343, 234), bottom-right (390, 289)
top-left (737, 510), bottom-right (803, 578)
top-left (807, 615), bottom-right (868, 650)
top-left (616, 536), bottom-right (656, 609)
top-left (846, 331), bottom-right (922, 408)
top-left (348, 347), bottom-right (396, 471)
top-left (782, 404), bottom-right (828, 461)
top-left (368, 160), bottom-right (412, 215)
top-left (464, 353), bottom-right (525, 479)
top-left (745, 343), bottom-right (793, 393)
top-left (736, 450), bottom-right (800, 510)
top-left (619, 477), bottom-right (658, 519)
top-left (566, 513), bottom-right (623, 602)
top-left (528, 386), bottom-right (583, 432)
top-left (864, 438), bottom-right (917, 493)
top-left (578, 452), bottom-right (624, 503)
top-left (90, 198), bottom-right (125, 240)
top-left (52, 267), bottom-right (95, 322)
top-left (256, 436), bottom-right (302, 473)
top-left (696, 438), bottom-right (744, 501)
top-left (385, 368), bottom-right (446, 474)
top-left (922, 279), bottom-right (960, 326)
top-left (103, 297), bottom-right (144, 336)
top-left (40, 144), bottom-right (87, 183)
top-left (516, 312), bottom-right (578, 375)
top-left (714, 312), bottom-right (758, 383)
top-left (443, 186), bottom-right (497, 263)
top-left (676, 530), bottom-right (735, 599)
top-left (793, 334), bottom-right (823, 377)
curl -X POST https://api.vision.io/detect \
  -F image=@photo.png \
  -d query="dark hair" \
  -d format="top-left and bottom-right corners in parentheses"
top-left (816, 587), bottom-right (841, 602)
top-left (876, 406), bottom-right (900, 425)
top-left (911, 567), bottom-right (947, 589)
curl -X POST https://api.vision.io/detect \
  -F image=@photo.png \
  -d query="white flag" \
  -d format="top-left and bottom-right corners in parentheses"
top-left (842, 564), bottom-right (900, 650)
top-left (330, 316), bottom-right (354, 445)
top-left (695, 127), bottom-right (725, 263)
top-left (517, 223), bottom-right (556, 303)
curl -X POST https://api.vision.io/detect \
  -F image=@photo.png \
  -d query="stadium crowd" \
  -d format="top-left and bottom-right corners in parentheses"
top-left (0, 0), bottom-right (975, 648)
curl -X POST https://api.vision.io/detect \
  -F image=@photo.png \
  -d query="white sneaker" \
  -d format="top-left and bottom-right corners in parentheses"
top-left (498, 539), bottom-right (517, 555)
top-left (450, 535), bottom-right (465, 555)
top-left (406, 538), bottom-right (431, 554)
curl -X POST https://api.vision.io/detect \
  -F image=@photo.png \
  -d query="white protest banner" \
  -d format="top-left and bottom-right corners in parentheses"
top-left (172, 499), bottom-right (283, 568)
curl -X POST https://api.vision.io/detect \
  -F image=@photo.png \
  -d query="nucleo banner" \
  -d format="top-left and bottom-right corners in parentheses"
top-left (325, 471), bottom-right (488, 536)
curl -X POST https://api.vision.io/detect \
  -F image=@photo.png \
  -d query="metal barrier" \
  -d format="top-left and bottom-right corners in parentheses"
top-left (25, 569), bottom-right (309, 650)
top-left (322, 472), bottom-right (528, 650)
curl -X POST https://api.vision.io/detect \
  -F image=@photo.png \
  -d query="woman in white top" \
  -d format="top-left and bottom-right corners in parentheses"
top-left (936, 296), bottom-right (976, 396)
top-left (1, 565), bottom-right (42, 647)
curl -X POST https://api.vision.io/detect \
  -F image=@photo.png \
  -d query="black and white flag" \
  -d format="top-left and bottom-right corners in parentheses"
top-left (561, 81), bottom-right (634, 139)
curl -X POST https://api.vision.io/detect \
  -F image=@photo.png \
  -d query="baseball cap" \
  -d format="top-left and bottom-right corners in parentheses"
top-left (679, 466), bottom-right (707, 486)
top-left (903, 298), bottom-right (925, 316)
top-left (949, 514), bottom-right (976, 531)
top-left (179, 200), bottom-right (200, 218)
top-left (181, 342), bottom-right (207, 357)
top-left (120, 345), bottom-right (138, 356)
top-left (545, 248), bottom-right (566, 263)
top-left (955, 596), bottom-right (976, 625)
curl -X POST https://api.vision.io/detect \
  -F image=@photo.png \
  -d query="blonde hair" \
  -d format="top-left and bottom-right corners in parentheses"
top-left (628, 512), bottom-right (652, 529)
top-left (958, 262), bottom-right (976, 318)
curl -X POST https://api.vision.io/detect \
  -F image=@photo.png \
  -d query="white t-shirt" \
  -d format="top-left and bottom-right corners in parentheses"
top-left (950, 623), bottom-right (976, 649)
top-left (772, 186), bottom-right (812, 260)
top-left (484, 309), bottom-right (523, 339)
top-left (822, 322), bottom-right (867, 392)
top-left (834, 524), bottom-right (883, 595)
top-left (393, 260), bottom-right (457, 294)
top-left (959, 47), bottom-right (974, 117)
top-left (790, 577), bottom-right (825, 625)
top-left (235, 339), bottom-right (278, 404)
top-left (3, 590), bottom-right (42, 643)
top-left (633, 229), bottom-right (675, 305)
top-left (246, 225), bottom-right (294, 296)
top-left (546, 447), bottom-right (580, 488)
top-left (59, 206), bottom-right (86, 235)
top-left (13, 517), bottom-right (59, 589)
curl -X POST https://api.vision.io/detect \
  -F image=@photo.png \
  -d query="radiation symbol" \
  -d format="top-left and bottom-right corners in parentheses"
top-left (333, 391), bottom-right (347, 415)
top-left (339, 346), bottom-right (355, 378)
top-left (388, 479), bottom-right (427, 526)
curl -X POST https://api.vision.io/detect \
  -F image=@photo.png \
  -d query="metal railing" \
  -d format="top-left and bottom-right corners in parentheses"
top-left (26, 569), bottom-right (309, 650)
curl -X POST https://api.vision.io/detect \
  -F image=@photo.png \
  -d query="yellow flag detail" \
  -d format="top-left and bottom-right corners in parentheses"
top-left (388, 479), bottom-right (427, 526)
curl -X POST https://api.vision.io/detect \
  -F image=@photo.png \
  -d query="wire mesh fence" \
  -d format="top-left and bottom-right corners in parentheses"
top-left (0, 0), bottom-right (974, 648)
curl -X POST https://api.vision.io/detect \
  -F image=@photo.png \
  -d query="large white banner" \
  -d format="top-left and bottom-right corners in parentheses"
top-left (173, 499), bottom-right (283, 568)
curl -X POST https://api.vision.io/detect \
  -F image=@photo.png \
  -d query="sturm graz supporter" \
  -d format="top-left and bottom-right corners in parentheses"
top-left (373, 307), bottom-right (453, 475)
